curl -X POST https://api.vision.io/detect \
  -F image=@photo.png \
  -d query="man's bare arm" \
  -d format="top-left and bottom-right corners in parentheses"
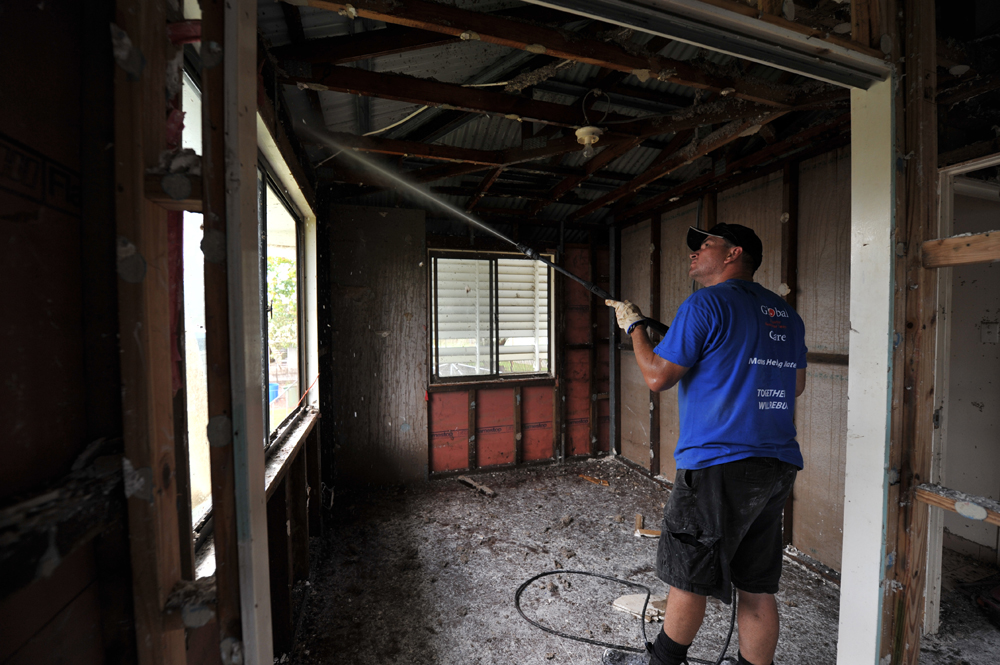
top-left (630, 324), bottom-right (689, 392)
top-left (795, 368), bottom-right (807, 397)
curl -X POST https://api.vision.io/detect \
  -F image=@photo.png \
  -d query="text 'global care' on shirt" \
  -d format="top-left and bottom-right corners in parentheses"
top-left (652, 279), bottom-right (808, 471)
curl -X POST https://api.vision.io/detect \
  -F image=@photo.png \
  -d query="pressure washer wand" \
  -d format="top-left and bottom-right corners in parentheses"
top-left (515, 242), bottom-right (669, 336)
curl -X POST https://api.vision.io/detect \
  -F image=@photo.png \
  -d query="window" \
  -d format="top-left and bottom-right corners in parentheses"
top-left (263, 177), bottom-right (303, 436)
top-left (430, 252), bottom-right (552, 382)
top-left (180, 70), bottom-right (212, 527)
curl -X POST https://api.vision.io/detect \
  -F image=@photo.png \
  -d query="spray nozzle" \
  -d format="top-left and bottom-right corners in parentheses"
top-left (516, 243), bottom-right (541, 261)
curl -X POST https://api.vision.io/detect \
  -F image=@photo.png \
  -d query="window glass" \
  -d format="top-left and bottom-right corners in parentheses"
top-left (431, 253), bottom-right (550, 381)
top-left (265, 183), bottom-right (300, 433)
top-left (181, 71), bottom-right (212, 524)
top-left (433, 258), bottom-right (493, 377)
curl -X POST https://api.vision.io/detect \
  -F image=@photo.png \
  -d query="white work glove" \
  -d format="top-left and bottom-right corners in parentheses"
top-left (605, 299), bottom-right (645, 333)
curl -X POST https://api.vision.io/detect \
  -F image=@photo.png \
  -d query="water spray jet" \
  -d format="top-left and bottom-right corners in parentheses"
top-left (305, 125), bottom-right (668, 335)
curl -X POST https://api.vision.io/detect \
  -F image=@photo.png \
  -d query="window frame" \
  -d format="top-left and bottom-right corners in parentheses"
top-left (428, 249), bottom-right (554, 385)
top-left (259, 162), bottom-right (308, 447)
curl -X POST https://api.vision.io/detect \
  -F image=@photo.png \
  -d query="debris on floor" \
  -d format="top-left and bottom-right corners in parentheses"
top-left (612, 593), bottom-right (668, 622)
top-left (289, 460), bottom-right (997, 665)
top-left (457, 475), bottom-right (495, 497)
top-left (579, 474), bottom-right (610, 487)
top-left (633, 513), bottom-right (660, 538)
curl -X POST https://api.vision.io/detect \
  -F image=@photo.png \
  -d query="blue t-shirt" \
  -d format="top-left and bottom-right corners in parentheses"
top-left (652, 279), bottom-right (807, 470)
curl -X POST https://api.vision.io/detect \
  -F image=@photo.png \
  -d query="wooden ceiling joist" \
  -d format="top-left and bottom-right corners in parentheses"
top-left (466, 167), bottom-right (504, 212)
top-left (623, 113), bottom-right (851, 221)
top-left (312, 130), bottom-right (504, 165)
top-left (569, 110), bottom-right (787, 220)
top-left (526, 136), bottom-right (644, 215)
top-left (288, 65), bottom-right (616, 128)
top-left (618, 131), bottom-right (851, 226)
top-left (273, 27), bottom-right (456, 64)
top-left (294, 0), bottom-right (798, 107)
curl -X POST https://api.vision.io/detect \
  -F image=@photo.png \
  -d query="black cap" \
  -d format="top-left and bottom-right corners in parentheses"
top-left (686, 223), bottom-right (763, 272)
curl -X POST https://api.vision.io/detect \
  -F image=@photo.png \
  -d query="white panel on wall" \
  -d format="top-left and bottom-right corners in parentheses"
top-left (658, 203), bottom-right (699, 481)
top-left (620, 220), bottom-right (651, 469)
top-left (794, 147), bottom-right (852, 571)
top-left (717, 171), bottom-right (784, 294)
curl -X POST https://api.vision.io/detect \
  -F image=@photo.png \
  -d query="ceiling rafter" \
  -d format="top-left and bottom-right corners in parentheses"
top-left (526, 136), bottom-right (644, 216)
top-left (293, 0), bottom-right (798, 106)
top-left (569, 110), bottom-right (788, 220)
top-left (620, 132), bottom-right (852, 228)
top-left (621, 113), bottom-right (851, 222)
top-left (273, 28), bottom-right (457, 65)
top-left (291, 62), bottom-right (797, 139)
top-left (466, 167), bottom-right (505, 212)
top-left (612, 128), bottom-right (699, 216)
top-left (288, 65), bottom-right (631, 128)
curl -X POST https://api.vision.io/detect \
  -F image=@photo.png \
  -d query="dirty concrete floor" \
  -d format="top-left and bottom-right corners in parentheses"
top-left (287, 458), bottom-right (998, 664)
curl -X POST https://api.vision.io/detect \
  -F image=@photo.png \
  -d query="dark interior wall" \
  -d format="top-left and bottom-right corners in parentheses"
top-left (1, 1), bottom-right (127, 662)
top-left (3, 0), bottom-right (87, 498)
top-left (325, 206), bottom-right (429, 485)
top-left (320, 207), bottom-right (611, 482)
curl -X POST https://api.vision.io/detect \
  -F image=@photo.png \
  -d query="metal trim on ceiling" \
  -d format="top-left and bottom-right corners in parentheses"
top-left (522, 0), bottom-right (891, 89)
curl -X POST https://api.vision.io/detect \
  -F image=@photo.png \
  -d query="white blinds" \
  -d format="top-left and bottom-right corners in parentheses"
top-left (432, 256), bottom-right (550, 379)
top-left (496, 258), bottom-right (549, 372)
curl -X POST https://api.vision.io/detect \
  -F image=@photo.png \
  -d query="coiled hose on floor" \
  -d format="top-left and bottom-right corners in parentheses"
top-left (515, 570), bottom-right (736, 665)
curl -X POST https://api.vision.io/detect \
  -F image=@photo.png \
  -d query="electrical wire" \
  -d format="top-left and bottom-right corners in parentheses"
top-left (515, 570), bottom-right (737, 665)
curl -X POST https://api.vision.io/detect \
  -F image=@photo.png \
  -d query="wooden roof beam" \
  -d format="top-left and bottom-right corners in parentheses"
top-left (618, 132), bottom-right (851, 226)
top-left (310, 130), bottom-right (505, 164)
top-left (466, 167), bottom-right (504, 212)
top-left (273, 27), bottom-right (456, 65)
top-left (291, 62), bottom-right (793, 138)
top-left (287, 65), bottom-right (623, 128)
top-left (292, 0), bottom-right (798, 107)
top-left (621, 114), bottom-right (850, 222)
top-left (569, 110), bottom-right (788, 220)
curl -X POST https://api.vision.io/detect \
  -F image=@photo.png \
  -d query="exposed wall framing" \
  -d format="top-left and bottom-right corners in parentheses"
top-left (113, 0), bottom-right (185, 660)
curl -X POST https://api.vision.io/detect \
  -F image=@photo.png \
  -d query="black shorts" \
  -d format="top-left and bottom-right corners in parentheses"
top-left (655, 457), bottom-right (797, 604)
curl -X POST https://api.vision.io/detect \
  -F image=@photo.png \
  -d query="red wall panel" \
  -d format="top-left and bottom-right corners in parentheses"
top-left (564, 247), bottom-right (591, 345)
top-left (429, 391), bottom-right (468, 473)
top-left (566, 350), bottom-right (591, 456)
top-left (476, 389), bottom-right (515, 468)
top-left (596, 344), bottom-right (610, 453)
top-left (522, 386), bottom-right (555, 461)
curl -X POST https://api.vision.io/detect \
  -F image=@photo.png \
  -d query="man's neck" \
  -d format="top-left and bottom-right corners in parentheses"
top-left (697, 271), bottom-right (754, 288)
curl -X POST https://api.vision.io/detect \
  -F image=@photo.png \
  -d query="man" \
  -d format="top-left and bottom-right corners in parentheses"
top-left (605, 224), bottom-right (807, 665)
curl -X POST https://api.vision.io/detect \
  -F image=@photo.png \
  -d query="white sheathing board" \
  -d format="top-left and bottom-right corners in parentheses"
top-left (621, 353), bottom-right (652, 469)
top-left (621, 220), bottom-right (652, 469)
top-left (942, 194), bottom-right (1000, 557)
top-left (793, 147), bottom-right (851, 570)
top-left (717, 171), bottom-right (784, 294)
top-left (658, 203), bottom-right (699, 481)
top-left (837, 78), bottom-right (895, 665)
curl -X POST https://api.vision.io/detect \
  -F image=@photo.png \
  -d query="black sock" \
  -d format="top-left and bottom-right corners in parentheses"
top-left (737, 651), bottom-right (773, 665)
top-left (650, 631), bottom-right (690, 665)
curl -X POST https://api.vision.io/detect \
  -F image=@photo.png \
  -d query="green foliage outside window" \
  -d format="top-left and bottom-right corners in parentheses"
top-left (267, 255), bottom-right (298, 361)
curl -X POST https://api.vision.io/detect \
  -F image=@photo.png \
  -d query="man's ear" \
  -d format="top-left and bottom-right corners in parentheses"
top-left (725, 245), bottom-right (744, 265)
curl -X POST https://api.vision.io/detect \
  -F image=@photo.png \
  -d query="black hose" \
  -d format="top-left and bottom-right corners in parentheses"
top-left (514, 570), bottom-right (736, 665)
top-left (515, 570), bottom-right (653, 654)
